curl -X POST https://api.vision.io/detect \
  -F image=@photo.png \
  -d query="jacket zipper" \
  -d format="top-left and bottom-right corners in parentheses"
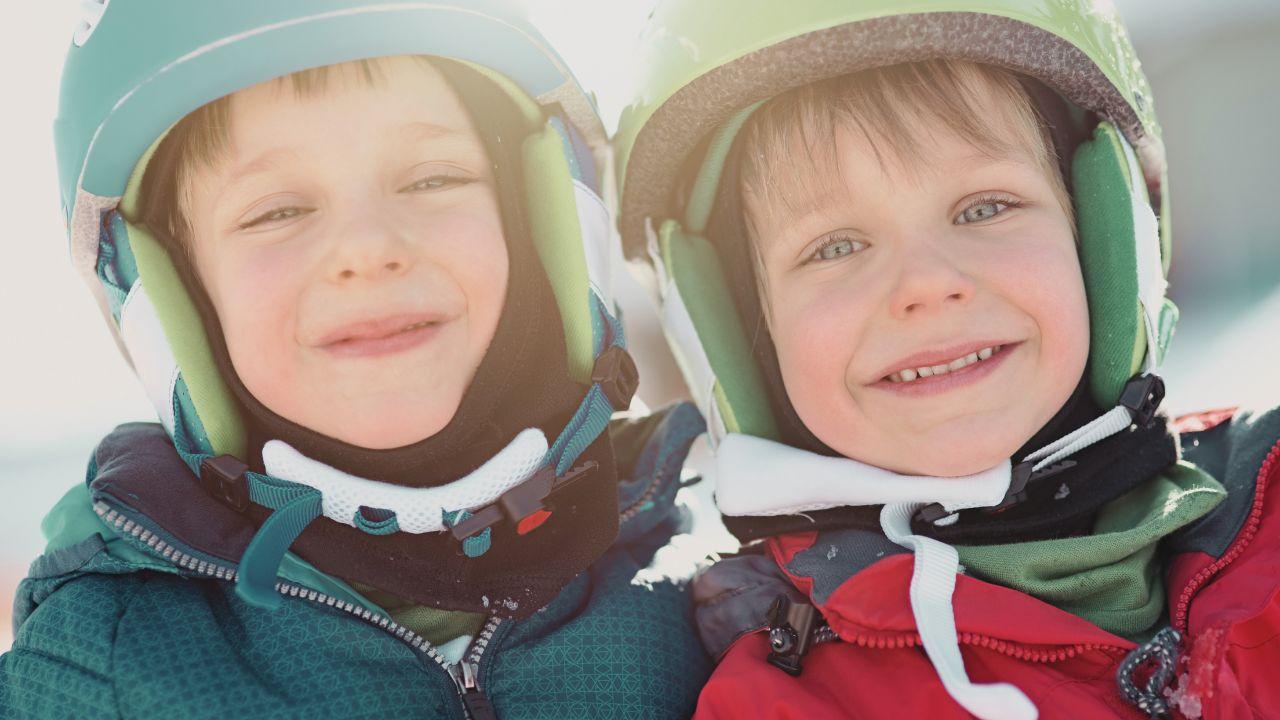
top-left (451, 616), bottom-right (504, 720)
top-left (93, 500), bottom-right (497, 719)
top-left (805, 622), bottom-right (1126, 663)
top-left (1172, 437), bottom-right (1280, 633)
top-left (444, 440), bottom-right (672, 719)
top-left (617, 446), bottom-right (677, 525)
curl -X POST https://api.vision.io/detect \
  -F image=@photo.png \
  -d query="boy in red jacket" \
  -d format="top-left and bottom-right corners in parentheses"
top-left (614, 2), bottom-right (1280, 718)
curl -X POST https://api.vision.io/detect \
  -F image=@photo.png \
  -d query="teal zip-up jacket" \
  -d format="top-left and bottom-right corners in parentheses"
top-left (0, 403), bottom-right (711, 719)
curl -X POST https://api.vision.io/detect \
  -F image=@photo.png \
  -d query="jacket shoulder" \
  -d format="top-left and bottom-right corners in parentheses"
top-left (609, 402), bottom-right (705, 547)
top-left (1171, 403), bottom-right (1280, 557)
top-left (1, 571), bottom-right (156, 719)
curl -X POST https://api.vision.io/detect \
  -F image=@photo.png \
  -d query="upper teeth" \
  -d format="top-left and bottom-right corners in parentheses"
top-left (887, 345), bottom-right (1001, 384)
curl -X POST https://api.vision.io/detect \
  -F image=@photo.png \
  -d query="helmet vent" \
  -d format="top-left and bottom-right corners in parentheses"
top-left (72, 0), bottom-right (109, 48)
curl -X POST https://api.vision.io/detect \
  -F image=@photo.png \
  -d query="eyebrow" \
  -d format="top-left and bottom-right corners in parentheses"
top-left (223, 147), bottom-right (303, 187)
top-left (400, 121), bottom-right (466, 143)
top-left (766, 149), bottom-right (1028, 224)
top-left (221, 121), bottom-right (469, 186)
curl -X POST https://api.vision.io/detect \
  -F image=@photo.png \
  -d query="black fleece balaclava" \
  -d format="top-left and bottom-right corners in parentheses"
top-left (147, 59), bottom-right (620, 617)
top-left (702, 75), bottom-right (1176, 544)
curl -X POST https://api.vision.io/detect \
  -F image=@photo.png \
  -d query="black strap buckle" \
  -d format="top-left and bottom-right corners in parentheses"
top-left (914, 503), bottom-right (954, 525)
top-left (592, 345), bottom-right (639, 409)
top-left (200, 455), bottom-right (250, 512)
top-left (448, 461), bottom-right (599, 541)
top-left (1119, 374), bottom-right (1165, 427)
top-left (765, 594), bottom-right (821, 677)
top-left (984, 458), bottom-right (1077, 514)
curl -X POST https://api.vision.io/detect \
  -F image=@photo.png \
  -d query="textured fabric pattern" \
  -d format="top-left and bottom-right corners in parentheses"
top-left (487, 536), bottom-right (712, 720)
top-left (7, 572), bottom-right (456, 719)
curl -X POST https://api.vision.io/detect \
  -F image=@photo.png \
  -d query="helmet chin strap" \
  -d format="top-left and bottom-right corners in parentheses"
top-left (713, 373), bottom-right (1165, 720)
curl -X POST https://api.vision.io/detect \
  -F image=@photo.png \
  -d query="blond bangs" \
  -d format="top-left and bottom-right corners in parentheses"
top-left (737, 59), bottom-right (1073, 237)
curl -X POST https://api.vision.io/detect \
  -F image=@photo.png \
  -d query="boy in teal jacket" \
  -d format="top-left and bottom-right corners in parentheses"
top-left (0, 2), bottom-right (709, 718)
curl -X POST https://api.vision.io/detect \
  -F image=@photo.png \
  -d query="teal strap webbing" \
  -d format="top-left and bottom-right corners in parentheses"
top-left (235, 472), bottom-right (322, 609)
top-left (351, 508), bottom-right (400, 535)
top-left (547, 384), bottom-right (615, 476)
top-left (545, 294), bottom-right (625, 475)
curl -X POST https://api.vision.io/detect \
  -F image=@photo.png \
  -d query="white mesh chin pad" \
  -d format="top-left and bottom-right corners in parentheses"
top-left (261, 428), bottom-right (549, 533)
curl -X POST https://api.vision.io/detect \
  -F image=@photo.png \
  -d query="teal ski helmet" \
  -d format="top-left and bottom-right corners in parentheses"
top-left (59, 0), bottom-right (617, 462)
top-left (57, 0), bottom-right (635, 608)
top-left (614, 0), bottom-right (1178, 444)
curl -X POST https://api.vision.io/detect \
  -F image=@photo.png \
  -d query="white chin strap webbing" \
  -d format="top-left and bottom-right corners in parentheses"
top-left (262, 428), bottom-right (549, 533)
top-left (879, 504), bottom-right (1039, 720)
top-left (713, 378), bottom-right (1159, 720)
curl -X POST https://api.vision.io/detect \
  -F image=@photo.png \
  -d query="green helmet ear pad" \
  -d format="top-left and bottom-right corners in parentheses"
top-left (1073, 122), bottom-right (1178, 407)
top-left (657, 119), bottom-right (1174, 441)
top-left (104, 67), bottom-right (599, 468)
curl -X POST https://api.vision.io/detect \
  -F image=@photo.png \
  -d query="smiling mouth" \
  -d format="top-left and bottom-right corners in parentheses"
top-left (883, 344), bottom-right (1006, 384)
top-left (317, 316), bottom-right (450, 359)
top-left (325, 320), bottom-right (439, 346)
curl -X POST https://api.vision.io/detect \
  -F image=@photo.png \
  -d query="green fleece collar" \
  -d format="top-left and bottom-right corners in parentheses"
top-left (956, 462), bottom-right (1224, 640)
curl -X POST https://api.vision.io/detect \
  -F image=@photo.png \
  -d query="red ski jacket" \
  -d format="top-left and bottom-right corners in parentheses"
top-left (693, 406), bottom-right (1280, 719)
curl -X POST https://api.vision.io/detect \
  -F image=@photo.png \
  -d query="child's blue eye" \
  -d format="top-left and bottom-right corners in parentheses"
top-left (811, 235), bottom-right (866, 263)
top-left (240, 206), bottom-right (309, 229)
top-left (955, 197), bottom-right (1021, 225)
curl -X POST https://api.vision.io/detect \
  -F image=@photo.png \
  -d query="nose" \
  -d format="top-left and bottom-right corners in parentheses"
top-left (324, 210), bottom-right (413, 284)
top-left (887, 241), bottom-right (975, 319)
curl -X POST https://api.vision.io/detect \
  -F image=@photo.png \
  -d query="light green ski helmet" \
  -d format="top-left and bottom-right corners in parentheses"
top-left (57, 0), bottom-right (623, 471)
top-left (614, 0), bottom-right (1178, 442)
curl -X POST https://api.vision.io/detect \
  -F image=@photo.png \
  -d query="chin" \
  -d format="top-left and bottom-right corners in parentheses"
top-left (905, 437), bottom-right (1023, 478)
top-left (317, 404), bottom-right (456, 450)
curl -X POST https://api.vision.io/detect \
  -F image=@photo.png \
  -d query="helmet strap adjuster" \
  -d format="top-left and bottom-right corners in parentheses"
top-left (1119, 374), bottom-right (1166, 427)
top-left (592, 345), bottom-right (639, 409)
top-left (200, 454), bottom-right (250, 512)
top-left (448, 460), bottom-right (600, 542)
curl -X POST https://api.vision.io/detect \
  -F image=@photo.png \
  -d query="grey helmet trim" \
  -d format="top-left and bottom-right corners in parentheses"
top-left (619, 11), bottom-right (1165, 260)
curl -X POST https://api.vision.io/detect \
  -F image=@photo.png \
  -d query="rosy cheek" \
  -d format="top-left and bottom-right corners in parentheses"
top-left (984, 231), bottom-right (1089, 373)
top-left (772, 282), bottom-right (862, 395)
top-left (217, 246), bottom-right (307, 360)
top-left (425, 211), bottom-right (508, 313)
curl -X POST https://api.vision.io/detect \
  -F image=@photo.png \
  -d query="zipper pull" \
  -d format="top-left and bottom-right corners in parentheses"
top-left (765, 594), bottom-right (821, 677)
top-left (457, 662), bottom-right (498, 720)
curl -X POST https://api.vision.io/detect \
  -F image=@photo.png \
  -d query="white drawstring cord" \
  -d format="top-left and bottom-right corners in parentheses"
top-left (882, 503), bottom-right (1039, 720)
top-left (1022, 404), bottom-right (1134, 471)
